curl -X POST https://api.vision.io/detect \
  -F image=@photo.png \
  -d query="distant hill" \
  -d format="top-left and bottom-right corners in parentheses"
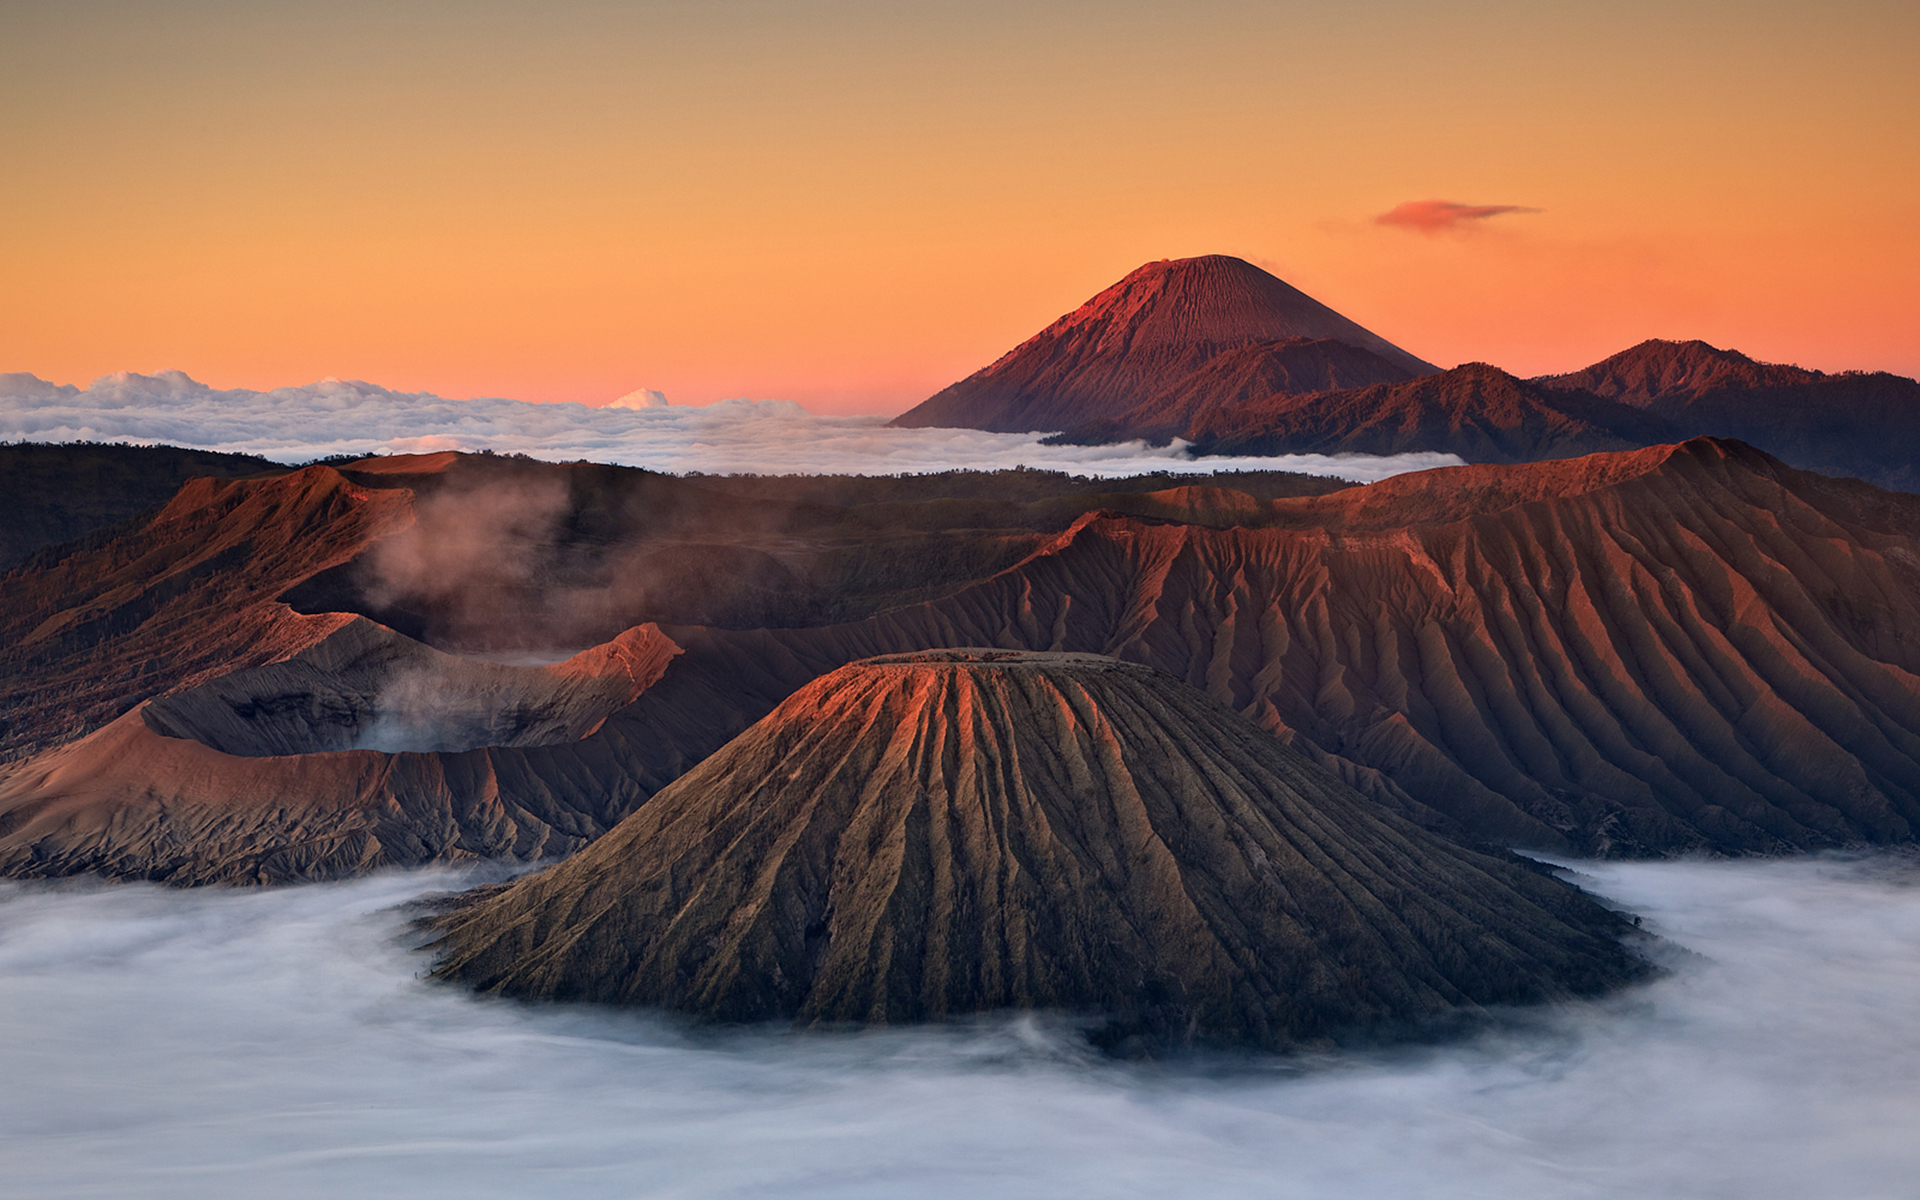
top-left (0, 442), bottom-right (281, 569)
top-left (1534, 338), bottom-right (1822, 406)
top-left (1536, 339), bottom-right (1920, 490)
top-left (890, 255), bottom-right (1435, 433)
top-left (1181, 362), bottom-right (1679, 463)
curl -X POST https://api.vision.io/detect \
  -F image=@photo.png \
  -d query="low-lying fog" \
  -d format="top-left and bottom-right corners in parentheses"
top-left (0, 370), bottom-right (1464, 481)
top-left (4, 857), bottom-right (1916, 1199)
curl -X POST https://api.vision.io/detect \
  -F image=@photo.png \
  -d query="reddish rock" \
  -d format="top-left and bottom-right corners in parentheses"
top-left (891, 255), bottom-right (1435, 433)
top-left (426, 651), bottom-right (1646, 1050)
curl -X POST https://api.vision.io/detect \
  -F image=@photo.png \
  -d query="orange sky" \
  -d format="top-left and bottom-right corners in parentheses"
top-left (4, 0), bottom-right (1916, 415)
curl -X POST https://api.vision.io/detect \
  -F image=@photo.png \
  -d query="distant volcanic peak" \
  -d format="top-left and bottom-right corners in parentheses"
top-left (1045, 255), bottom-right (1435, 371)
top-left (1540, 338), bottom-right (1824, 406)
top-left (428, 650), bottom-right (1646, 1050)
top-left (889, 255), bottom-right (1434, 432)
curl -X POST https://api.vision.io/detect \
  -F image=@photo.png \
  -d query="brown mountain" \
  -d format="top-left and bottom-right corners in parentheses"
top-left (1044, 336), bottom-right (1422, 445)
top-left (891, 255), bottom-right (1436, 433)
top-left (0, 442), bottom-right (281, 570)
top-left (0, 453), bottom-right (1341, 882)
top-left (1181, 362), bottom-right (1680, 462)
top-left (425, 650), bottom-right (1646, 1051)
top-left (1536, 338), bottom-right (1822, 407)
top-left (1537, 339), bottom-right (1920, 491)
top-left (9, 438), bottom-right (1920, 882)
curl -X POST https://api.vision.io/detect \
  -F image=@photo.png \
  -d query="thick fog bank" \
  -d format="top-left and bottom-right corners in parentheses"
top-left (0, 370), bottom-right (1461, 480)
top-left (3, 856), bottom-right (1918, 1199)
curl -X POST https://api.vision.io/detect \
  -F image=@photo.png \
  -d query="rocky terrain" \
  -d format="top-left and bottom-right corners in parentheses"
top-left (6, 437), bottom-right (1920, 881)
top-left (425, 651), bottom-right (1647, 1051)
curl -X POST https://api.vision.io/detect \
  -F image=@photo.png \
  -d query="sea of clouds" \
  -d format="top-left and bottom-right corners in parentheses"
top-left (0, 371), bottom-right (1464, 480)
top-left (3, 855), bottom-right (1917, 1199)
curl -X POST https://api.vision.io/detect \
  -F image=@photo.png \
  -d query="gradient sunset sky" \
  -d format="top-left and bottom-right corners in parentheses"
top-left (5, 0), bottom-right (1916, 413)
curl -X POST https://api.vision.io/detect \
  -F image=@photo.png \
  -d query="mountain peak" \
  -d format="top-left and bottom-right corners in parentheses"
top-left (1538, 338), bottom-right (1822, 406)
top-left (891, 255), bottom-right (1435, 432)
top-left (425, 649), bottom-right (1646, 1050)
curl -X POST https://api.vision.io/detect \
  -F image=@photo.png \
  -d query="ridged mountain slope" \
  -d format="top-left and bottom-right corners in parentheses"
top-left (891, 255), bottom-right (1436, 432)
top-left (1536, 339), bottom-right (1822, 407)
top-left (9, 438), bottom-right (1920, 880)
top-left (427, 651), bottom-right (1645, 1051)
top-left (1537, 340), bottom-right (1920, 491)
top-left (1181, 363), bottom-right (1679, 463)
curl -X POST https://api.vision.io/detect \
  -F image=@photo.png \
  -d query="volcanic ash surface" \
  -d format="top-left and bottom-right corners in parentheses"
top-left (426, 650), bottom-right (1649, 1050)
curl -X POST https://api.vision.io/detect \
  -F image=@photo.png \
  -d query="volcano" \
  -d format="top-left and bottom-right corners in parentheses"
top-left (890, 255), bottom-right (1436, 433)
top-left (426, 650), bottom-right (1645, 1050)
top-left (1535, 339), bottom-right (1823, 407)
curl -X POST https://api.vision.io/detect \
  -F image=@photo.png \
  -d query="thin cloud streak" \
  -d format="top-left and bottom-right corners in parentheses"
top-left (1377, 199), bottom-right (1542, 234)
top-left (0, 370), bottom-right (1464, 482)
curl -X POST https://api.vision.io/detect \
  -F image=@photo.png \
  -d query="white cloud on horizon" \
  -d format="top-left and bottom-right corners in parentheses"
top-left (0, 370), bottom-right (1465, 482)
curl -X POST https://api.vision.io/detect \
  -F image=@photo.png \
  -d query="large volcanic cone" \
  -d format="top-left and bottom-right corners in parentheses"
top-left (427, 651), bottom-right (1645, 1050)
top-left (890, 255), bottom-right (1435, 433)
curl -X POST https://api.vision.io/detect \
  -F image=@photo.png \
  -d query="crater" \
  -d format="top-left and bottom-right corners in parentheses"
top-left (142, 619), bottom-right (660, 757)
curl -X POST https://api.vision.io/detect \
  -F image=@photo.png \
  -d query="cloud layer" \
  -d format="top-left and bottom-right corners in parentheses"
top-left (2, 855), bottom-right (1917, 1198)
top-left (1377, 199), bottom-right (1541, 234)
top-left (0, 370), bottom-right (1462, 482)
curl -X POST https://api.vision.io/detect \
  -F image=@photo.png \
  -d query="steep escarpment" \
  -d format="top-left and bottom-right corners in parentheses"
top-left (611, 439), bottom-right (1920, 856)
top-left (427, 651), bottom-right (1645, 1050)
top-left (0, 465), bottom-right (413, 762)
top-left (891, 255), bottom-right (1435, 432)
top-left (10, 437), bottom-right (1920, 881)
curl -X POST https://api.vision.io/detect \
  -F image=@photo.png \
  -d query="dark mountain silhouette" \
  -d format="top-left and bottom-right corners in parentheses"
top-left (0, 442), bottom-right (281, 570)
top-left (425, 650), bottom-right (1646, 1051)
top-left (1536, 338), bottom-right (1822, 407)
top-left (1177, 363), bottom-right (1680, 462)
top-left (1536, 339), bottom-right (1920, 490)
top-left (891, 255), bottom-right (1435, 433)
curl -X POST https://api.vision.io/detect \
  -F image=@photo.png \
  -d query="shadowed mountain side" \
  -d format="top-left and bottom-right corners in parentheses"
top-left (0, 466), bottom-right (414, 763)
top-left (9, 438), bottom-right (1920, 879)
top-left (0, 442), bottom-right (284, 570)
top-left (1536, 339), bottom-right (1824, 407)
top-left (0, 456), bottom-right (1346, 762)
top-left (892, 256), bottom-right (1435, 432)
top-left (1536, 340), bottom-right (1920, 492)
top-left (1644, 373), bottom-right (1920, 494)
top-left (1181, 364), bottom-right (1680, 463)
top-left (614, 439), bottom-right (1920, 856)
top-left (0, 622), bottom-right (704, 885)
top-left (1042, 338), bottom-right (1418, 445)
top-left (426, 652), bottom-right (1647, 1051)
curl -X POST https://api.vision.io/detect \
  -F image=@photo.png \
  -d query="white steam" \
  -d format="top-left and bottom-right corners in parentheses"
top-left (0, 370), bottom-right (1464, 481)
top-left (2, 856), bottom-right (1918, 1198)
